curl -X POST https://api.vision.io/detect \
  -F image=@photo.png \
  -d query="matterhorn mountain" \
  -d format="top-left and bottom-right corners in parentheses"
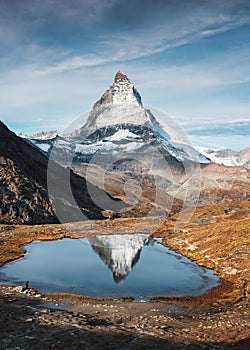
top-left (77, 70), bottom-right (148, 137)
top-left (72, 71), bottom-right (210, 165)
top-left (27, 71), bottom-right (209, 169)
top-left (88, 234), bottom-right (152, 283)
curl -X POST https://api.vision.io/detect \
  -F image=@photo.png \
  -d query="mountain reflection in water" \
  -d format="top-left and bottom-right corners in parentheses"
top-left (0, 236), bottom-right (219, 299)
top-left (87, 234), bottom-right (153, 284)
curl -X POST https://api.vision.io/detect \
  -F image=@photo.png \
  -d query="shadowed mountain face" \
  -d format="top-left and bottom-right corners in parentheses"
top-left (0, 121), bottom-right (125, 224)
top-left (88, 234), bottom-right (152, 283)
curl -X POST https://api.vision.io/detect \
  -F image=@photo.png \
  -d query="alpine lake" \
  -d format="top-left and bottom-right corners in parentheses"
top-left (0, 234), bottom-right (218, 301)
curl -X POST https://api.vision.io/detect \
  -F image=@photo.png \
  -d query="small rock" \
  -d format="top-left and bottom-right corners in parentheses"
top-left (25, 336), bottom-right (36, 340)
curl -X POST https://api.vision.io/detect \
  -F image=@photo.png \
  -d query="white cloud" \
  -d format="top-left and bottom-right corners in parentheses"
top-left (18, 9), bottom-right (249, 77)
top-left (40, 55), bottom-right (116, 74)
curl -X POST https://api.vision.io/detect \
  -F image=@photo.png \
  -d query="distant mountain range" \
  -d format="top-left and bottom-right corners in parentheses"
top-left (23, 128), bottom-right (250, 170)
top-left (196, 147), bottom-right (250, 169)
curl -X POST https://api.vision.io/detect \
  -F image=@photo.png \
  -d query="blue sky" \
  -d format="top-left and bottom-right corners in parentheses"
top-left (0, 0), bottom-right (250, 144)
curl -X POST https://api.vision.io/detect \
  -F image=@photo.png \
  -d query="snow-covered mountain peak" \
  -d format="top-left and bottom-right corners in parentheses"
top-left (78, 71), bottom-right (148, 137)
top-left (112, 70), bottom-right (142, 106)
top-left (114, 70), bottom-right (130, 83)
top-left (93, 70), bottom-right (142, 108)
top-left (19, 130), bottom-right (58, 140)
top-left (23, 72), bottom-right (210, 165)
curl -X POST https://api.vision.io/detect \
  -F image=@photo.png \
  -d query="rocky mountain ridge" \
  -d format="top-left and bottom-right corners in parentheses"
top-left (0, 121), bottom-right (124, 224)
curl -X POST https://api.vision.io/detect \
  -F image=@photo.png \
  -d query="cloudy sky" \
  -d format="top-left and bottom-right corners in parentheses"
top-left (0, 0), bottom-right (250, 141)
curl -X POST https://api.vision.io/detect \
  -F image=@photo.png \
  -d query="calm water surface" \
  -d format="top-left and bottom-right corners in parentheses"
top-left (0, 234), bottom-right (218, 300)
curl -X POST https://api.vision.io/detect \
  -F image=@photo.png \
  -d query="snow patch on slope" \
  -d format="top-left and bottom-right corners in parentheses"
top-left (75, 140), bottom-right (144, 155)
top-left (105, 129), bottom-right (138, 141)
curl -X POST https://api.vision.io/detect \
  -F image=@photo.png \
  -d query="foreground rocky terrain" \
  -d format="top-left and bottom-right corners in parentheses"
top-left (0, 284), bottom-right (249, 350)
top-left (0, 200), bottom-right (249, 349)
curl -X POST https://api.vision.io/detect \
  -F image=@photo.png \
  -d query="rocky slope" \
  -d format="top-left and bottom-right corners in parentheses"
top-left (71, 160), bottom-right (250, 211)
top-left (0, 121), bottom-right (124, 224)
top-left (0, 156), bottom-right (55, 224)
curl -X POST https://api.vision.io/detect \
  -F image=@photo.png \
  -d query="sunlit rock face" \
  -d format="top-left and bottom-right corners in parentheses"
top-left (78, 71), bottom-right (148, 139)
top-left (88, 234), bottom-right (152, 283)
